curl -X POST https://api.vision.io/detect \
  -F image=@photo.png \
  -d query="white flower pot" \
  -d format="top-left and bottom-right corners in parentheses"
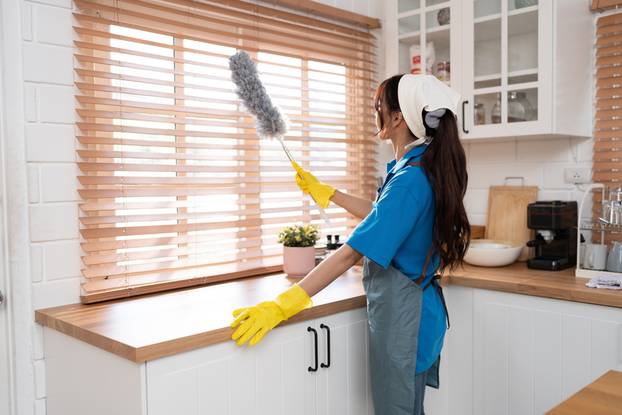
top-left (282, 246), bottom-right (316, 278)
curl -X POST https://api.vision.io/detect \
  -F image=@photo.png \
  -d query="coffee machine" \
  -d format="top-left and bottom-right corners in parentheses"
top-left (526, 201), bottom-right (578, 271)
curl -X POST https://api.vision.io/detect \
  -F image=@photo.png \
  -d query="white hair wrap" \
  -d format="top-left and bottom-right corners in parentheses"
top-left (397, 74), bottom-right (461, 144)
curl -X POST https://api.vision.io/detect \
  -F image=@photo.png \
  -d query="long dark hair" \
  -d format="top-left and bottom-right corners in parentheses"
top-left (375, 74), bottom-right (470, 272)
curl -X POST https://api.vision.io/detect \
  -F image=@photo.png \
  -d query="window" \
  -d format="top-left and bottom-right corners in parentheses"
top-left (594, 11), bottom-right (622, 243)
top-left (75, 0), bottom-right (377, 303)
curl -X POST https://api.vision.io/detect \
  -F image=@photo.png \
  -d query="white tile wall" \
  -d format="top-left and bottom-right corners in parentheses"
top-left (25, 123), bottom-right (76, 162)
top-left (40, 164), bottom-right (78, 202)
top-left (20, 2), bottom-right (80, 412)
top-left (44, 240), bottom-right (81, 280)
top-left (34, 5), bottom-right (72, 46)
top-left (29, 204), bottom-right (79, 242)
top-left (463, 137), bottom-right (593, 225)
top-left (22, 43), bottom-right (73, 85)
top-left (36, 85), bottom-right (74, 122)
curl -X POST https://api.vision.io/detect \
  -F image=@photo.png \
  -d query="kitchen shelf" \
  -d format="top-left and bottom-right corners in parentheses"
top-left (474, 13), bottom-right (501, 25)
top-left (579, 221), bottom-right (622, 232)
top-left (397, 9), bottom-right (421, 19)
top-left (426, 25), bottom-right (450, 50)
top-left (398, 30), bottom-right (421, 45)
top-left (508, 6), bottom-right (538, 37)
top-left (474, 68), bottom-right (538, 84)
top-left (473, 7), bottom-right (537, 43)
top-left (508, 5), bottom-right (538, 18)
top-left (474, 15), bottom-right (501, 42)
top-left (576, 268), bottom-right (622, 279)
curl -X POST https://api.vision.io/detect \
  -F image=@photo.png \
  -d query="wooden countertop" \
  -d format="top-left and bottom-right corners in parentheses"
top-left (35, 262), bottom-right (622, 363)
top-left (546, 371), bottom-right (622, 414)
top-left (35, 267), bottom-right (366, 363)
top-left (447, 263), bottom-right (622, 309)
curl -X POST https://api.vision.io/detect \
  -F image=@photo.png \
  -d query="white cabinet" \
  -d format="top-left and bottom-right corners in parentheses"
top-left (431, 286), bottom-right (622, 415)
top-left (44, 307), bottom-right (370, 415)
top-left (313, 309), bottom-right (372, 415)
top-left (44, 288), bottom-right (622, 415)
top-left (390, 0), bottom-right (592, 141)
top-left (146, 307), bottom-right (371, 415)
top-left (396, 0), bottom-right (463, 92)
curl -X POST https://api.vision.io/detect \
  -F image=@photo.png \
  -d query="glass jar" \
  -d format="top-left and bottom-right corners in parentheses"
top-left (474, 103), bottom-right (486, 125)
top-left (436, 61), bottom-right (450, 83)
top-left (509, 91), bottom-right (536, 122)
top-left (491, 96), bottom-right (501, 124)
top-left (508, 91), bottom-right (526, 122)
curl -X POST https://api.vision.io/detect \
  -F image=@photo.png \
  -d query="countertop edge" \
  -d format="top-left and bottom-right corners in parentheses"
top-left (35, 295), bottom-right (369, 364)
top-left (133, 296), bottom-right (367, 363)
top-left (35, 309), bottom-right (138, 361)
top-left (447, 273), bottom-right (622, 309)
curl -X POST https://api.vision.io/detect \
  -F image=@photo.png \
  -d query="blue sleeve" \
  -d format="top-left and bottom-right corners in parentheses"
top-left (346, 184), bottom-right (422, 269)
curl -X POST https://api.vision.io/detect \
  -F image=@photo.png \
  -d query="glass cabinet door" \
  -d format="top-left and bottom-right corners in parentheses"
top-left (398, 0), bottom-right (456, 89)
top-left (467, 0), bottom-right (540, 134)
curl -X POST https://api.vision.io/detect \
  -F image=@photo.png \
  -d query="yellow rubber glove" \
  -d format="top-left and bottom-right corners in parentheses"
top-left (230, 284), bottom-right (313, 347)
top-left (291, 161), bottom-right (336, 209)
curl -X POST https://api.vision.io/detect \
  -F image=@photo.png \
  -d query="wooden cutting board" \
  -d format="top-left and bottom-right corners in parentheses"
top-left (485, 185), bottom-right (539, 261)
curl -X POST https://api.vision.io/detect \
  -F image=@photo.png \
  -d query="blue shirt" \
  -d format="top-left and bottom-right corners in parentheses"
top-left (346, 145), bottom-right (447, 374)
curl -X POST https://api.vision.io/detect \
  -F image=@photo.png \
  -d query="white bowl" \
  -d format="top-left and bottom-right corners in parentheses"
top-left (464, 239), bottom-right (523, 267)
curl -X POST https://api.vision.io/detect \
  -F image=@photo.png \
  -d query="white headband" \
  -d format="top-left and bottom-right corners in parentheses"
top-left (397, 74), bottom-right (461, 144)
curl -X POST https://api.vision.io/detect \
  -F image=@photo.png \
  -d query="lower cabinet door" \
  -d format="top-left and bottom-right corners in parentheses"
top-left (146, 318), bottom-right (318, 415)
top-left (471, 289), bottom-right (622, 415)
top-left (314, 308), bottom-right (371, 415)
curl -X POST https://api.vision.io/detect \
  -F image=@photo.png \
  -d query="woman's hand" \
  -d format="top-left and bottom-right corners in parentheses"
top-left (291, 161), bottom-right (336, 209)
top-left (291, 161), bottom-right (373, 219)
top-left (230, 284), bottom-right (312, 347)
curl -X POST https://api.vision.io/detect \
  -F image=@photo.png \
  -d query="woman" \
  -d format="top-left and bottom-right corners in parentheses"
top-left (230, 74), bottom-right (470, 415)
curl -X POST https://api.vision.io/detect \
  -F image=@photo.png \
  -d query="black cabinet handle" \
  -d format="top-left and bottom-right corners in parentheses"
top-left (462, 100), bottom-right (469, 134)
top-left (308, 326), bottom-right (318, 372)
top-left (320, 324), bottom-right (331, 368)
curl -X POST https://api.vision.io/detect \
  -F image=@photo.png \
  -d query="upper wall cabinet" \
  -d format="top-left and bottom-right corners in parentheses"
top-left (391, 0), bottom-right (593, 141)
top-left (397, 0), bottom-right (463, 92)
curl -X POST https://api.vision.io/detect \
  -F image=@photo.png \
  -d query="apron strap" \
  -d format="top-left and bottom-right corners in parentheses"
top-left (421, 275), bottom-right (451, 330)
top-left (414, 246), bottom-right (434, 285)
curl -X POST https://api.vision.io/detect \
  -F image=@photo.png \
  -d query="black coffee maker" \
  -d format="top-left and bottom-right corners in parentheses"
top-left (526, 201), bottom-right (578, 271)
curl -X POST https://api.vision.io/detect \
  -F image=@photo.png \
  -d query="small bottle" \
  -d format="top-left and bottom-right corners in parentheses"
top-left (491, 96), bottom-right (501, 124)
top-left (325, 235), bottom-right (338, 257)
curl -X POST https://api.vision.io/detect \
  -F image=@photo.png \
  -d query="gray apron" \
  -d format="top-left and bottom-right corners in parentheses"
top-left (362, 159), bottom-right (449, 415)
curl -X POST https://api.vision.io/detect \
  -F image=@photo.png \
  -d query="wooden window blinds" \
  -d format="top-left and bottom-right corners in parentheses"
top-left (74, 0), bottom-right (378, 303)
top-left (594, 12), bottom-right (622, 243)
top-left (595, 14), bottom-right (622, 189)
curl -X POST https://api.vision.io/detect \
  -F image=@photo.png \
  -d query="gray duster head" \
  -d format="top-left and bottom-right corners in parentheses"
top-left (229, 50), bottom-right (288, 139)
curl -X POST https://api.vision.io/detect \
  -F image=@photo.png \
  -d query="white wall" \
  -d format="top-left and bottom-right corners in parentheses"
top-left (464, 137), bottom-right (593, 225)
top-left (2, 0), bottom-right (594, 414)
top-left (4, 0), bottom-right (79, 413)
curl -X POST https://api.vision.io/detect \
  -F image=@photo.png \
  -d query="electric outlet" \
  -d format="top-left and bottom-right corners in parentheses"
top-left (564, 167), bottom-right (591, 184)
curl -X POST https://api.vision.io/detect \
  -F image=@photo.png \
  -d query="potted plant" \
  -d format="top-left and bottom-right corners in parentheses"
top-left (278, 224), bottom-right (320, 278)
